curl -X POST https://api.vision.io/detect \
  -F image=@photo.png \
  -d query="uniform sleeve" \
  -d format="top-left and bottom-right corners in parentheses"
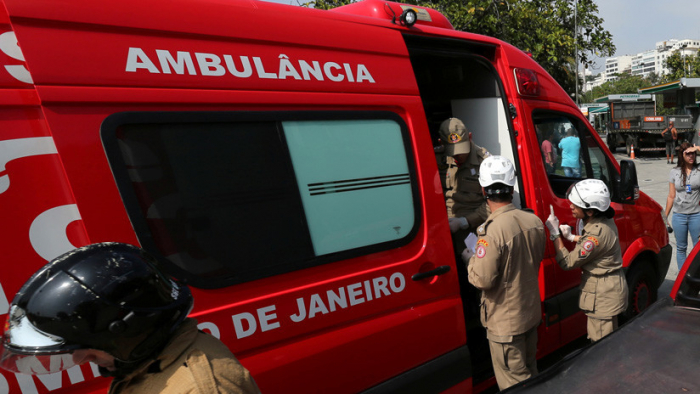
top-left (464, 202), bottom-right (490, 230)
top-left (555, 235), bottom-right (604, 271)
top-left (444, 166), bottom-right (456, 218)
top-left (476, 144), bottom-right (491, 159)
top-left (467, 235), bottom-right (501, 290)
top-left (188, 349), bottom-right (261, 394)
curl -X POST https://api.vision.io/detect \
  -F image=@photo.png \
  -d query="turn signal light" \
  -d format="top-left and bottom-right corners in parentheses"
top-left (514, 68), bottom-right (540, 97)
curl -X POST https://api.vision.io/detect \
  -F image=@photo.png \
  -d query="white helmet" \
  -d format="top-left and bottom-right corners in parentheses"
top-left (479, 155), bottom-right (516, 187)
top-left (567, 179), bottom-right (611, 212)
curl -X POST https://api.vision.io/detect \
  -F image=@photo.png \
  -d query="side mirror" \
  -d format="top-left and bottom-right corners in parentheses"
top-left (617, 159), bottom-right (639, 203)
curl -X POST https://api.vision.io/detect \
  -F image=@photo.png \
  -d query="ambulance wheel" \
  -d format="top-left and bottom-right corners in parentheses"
top-left (622, 261), bottom-right (657, 322)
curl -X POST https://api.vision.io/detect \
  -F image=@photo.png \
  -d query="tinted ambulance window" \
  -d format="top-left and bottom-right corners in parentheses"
top-left (102, 112), bottom-right (417, 288)
top-left (534, 111), bottom-right (614, 198)
top-left (580, 127), bottom-right (613, 185)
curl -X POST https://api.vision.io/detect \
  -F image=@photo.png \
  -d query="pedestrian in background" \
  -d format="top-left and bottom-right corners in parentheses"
top-left (541, 129), bottom-right (558, 174)
top-left (546, 179), bottom-right (628, 342)
top-left (0, 243), bottom-right (261, 394)
top-left (661, 121), bottom-right (678, 164)
top-left (464, 156), bottom-right (545, 390)
top-left (558, 127), bottom-right (581, 178)
top-left (665, 142), bottom-right (700, 270)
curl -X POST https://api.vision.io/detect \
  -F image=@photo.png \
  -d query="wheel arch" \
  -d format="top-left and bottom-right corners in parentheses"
top-left (623, 236), bottom-right (662, 277)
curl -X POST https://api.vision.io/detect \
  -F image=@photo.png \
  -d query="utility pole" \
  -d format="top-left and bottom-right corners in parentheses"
top-left (681, 44), bottom-right (687, 78)
top-left (574, 0), bottom-right (579, 106)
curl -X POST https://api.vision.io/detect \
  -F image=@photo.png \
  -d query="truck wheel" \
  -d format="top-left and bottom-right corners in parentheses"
top-left (606, 134), bottom-right (616, 152)
top-left (622, 261), bottom-right (658, 322)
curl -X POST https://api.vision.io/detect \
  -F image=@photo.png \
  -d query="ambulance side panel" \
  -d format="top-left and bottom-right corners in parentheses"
top-left (2, 0), bottom-right (469, 393)
top-left (1, 7), bottom-right (101, 393)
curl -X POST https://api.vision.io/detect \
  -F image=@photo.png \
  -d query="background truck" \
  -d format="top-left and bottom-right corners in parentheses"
top-left (594, 94), bottom-right (694, 156)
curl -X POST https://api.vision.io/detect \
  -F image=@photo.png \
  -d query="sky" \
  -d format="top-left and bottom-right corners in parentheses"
top-left (590, 0), bottom-right (700, 73)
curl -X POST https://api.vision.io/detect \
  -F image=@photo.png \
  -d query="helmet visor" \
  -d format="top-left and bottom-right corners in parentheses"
top-left (0, 306), bottom-right (79, 375)
top-left (0, 350), bottom-right (78, 375)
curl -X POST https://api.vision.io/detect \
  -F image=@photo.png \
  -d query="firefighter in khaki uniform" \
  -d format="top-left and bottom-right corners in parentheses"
top-left (463, 156), bottom-right (545, 391)
top-left (106, 318), bottom-right (260, 393)
top-left (546, 179), bottom-right (628, 342)
top-left (438, 118), bottom-right (491, 252)
top-left (0, 243), bottom-right (260, 394)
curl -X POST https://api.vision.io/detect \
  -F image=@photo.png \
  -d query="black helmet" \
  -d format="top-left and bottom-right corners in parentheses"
top-left (0, 243), bottom-right (192, 375)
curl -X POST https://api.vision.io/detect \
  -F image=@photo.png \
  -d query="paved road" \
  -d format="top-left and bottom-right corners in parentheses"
top-left (611, 149), bottom-right (680, 299)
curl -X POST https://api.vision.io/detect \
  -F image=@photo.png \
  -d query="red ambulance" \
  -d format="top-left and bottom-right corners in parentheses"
top-left (0, 0), bottom-right (670, 392)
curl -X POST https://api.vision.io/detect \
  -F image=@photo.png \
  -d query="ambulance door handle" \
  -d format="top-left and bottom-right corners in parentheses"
top-left (412, 265), bottom-right (451, 281)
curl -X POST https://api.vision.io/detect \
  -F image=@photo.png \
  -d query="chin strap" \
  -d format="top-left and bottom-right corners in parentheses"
top-left (98, 365), bottom-right (117, 378)
top-left (103, 348), bottom-right (163, 379)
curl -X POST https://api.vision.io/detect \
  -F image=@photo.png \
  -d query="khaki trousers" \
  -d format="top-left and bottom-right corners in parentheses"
top-left (587, 315), bottom-right (618, 342)
top-left (488, 326), bottom-right (538, 391)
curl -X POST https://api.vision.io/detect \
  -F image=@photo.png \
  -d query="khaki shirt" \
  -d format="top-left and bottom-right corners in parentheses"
top-left (467, 204), bottom-right (545, 341)
top-left (110, 319), bottom-right (260, 394)
top-left (444, 141), bottom-right (491, 228)
top-left (555, 217), bottom-right (629, 318)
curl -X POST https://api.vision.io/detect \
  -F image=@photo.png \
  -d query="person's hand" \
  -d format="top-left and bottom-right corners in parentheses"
top-left (559, 224), bottom-right (575, 242)
top-left (663, 216), bottom-right (674, 234)
top-left (545, 205), bottom-right (560, 236)
top-left (461, 246), bottom-right (475, 263)
top-left (449, 217), bottom-right (468, 233)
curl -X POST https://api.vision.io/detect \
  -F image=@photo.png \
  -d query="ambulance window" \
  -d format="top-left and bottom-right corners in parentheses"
top-left (579, 128), bottom-right (612, 185)
top-left (534, 115), bottom-right (583, 179)
top-left (534, 112), bottom-right (614, 198)
top-left (102, 112), bottom-right (418, 288)
top-left (283, 119), bottom-right (414, 256)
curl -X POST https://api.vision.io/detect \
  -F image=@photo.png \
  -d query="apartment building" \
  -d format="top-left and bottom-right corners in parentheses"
top-left (585, 38), bottom-right (700, 92)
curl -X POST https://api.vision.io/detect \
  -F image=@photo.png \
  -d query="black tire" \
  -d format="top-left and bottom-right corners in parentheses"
top-left (622, 261), bottom-right (658, 322)
top-left (606, 134), bottom-right (616, 152)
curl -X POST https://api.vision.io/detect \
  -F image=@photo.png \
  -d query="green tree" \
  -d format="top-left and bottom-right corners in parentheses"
top-left (646, 71), bottom-right (661, 85)
top-left (303, 0), bottom-right (350, 8)
top-left (663, 51), bottom-right (700, 81)
top-left (303, 0), bottom-right (615, 96)
top-left (580, 73), bottom-right (651, 103)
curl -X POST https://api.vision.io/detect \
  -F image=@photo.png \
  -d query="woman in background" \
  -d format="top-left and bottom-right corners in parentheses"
top-left (665, 142), bottom-right (700, 270)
